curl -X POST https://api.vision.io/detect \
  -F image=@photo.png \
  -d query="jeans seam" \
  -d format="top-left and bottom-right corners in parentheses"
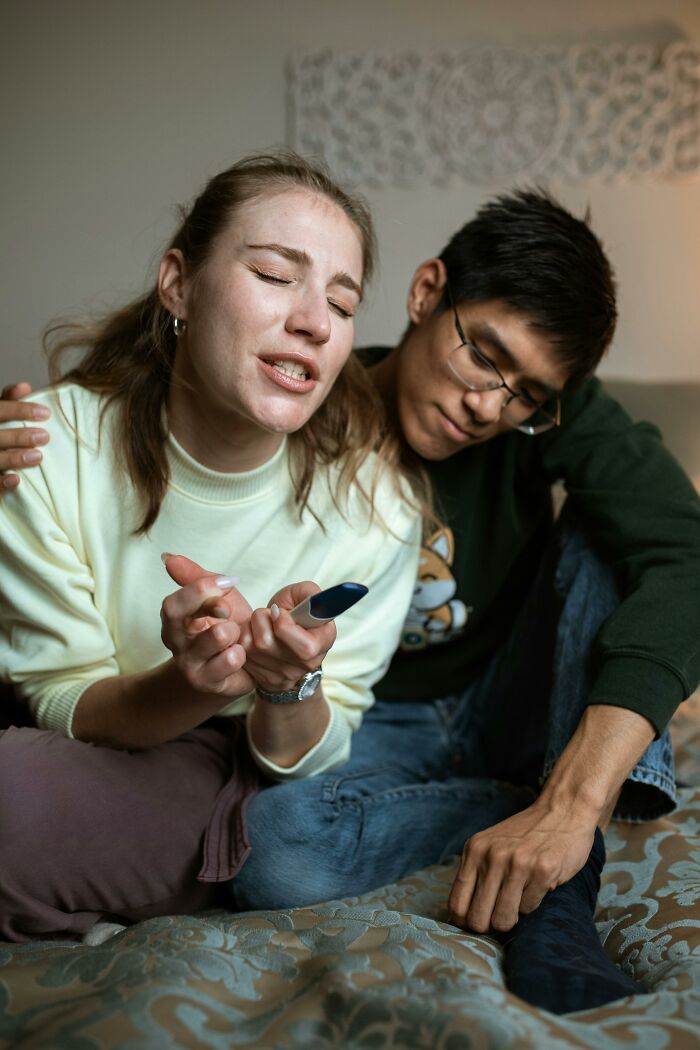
top-left (321, 763), bottom-right (414, 803)
top-left (627, 765), bottom-right (677, 798)
top-left (329, 783), bottom-right (521, 808)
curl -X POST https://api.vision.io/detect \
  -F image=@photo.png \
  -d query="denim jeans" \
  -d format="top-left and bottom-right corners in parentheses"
top-left (233, 526), bottom-right (677, 911)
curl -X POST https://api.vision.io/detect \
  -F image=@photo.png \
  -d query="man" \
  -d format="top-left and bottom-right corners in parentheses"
top-left (3, 190), bottom-right (699, 1013)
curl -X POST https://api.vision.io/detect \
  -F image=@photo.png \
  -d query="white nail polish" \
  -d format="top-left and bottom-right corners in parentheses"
top-left (215, 575), bottom-right (239, 589)
top-left (160, 552), bottom-right (174, 564)
top-left (270, 603), bottom-right (280, 621)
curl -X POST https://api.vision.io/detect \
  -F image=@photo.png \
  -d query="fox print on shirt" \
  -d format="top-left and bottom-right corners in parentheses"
top-left (400, 528), bottom-right (471, 651)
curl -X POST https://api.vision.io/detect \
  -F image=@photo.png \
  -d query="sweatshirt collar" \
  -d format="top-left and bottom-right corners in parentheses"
top-left (166, 430), bottom-right (289, 504)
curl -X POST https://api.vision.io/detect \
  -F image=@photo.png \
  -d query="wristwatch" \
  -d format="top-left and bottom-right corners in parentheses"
top-left (255, 667), bottom-right (324, 705)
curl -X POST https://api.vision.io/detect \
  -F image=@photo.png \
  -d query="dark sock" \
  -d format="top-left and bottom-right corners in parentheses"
top-left (503, 828), bottom-right (644, 1014)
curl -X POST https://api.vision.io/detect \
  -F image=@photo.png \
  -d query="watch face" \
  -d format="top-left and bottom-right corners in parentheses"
top-left (299, 669), bottom-right (322, 700)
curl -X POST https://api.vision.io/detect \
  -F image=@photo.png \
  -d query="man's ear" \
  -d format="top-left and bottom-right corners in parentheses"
top-left (406, 259), bottom-right (447, 325)
top-left (157, 249), bottom-right (189, 319)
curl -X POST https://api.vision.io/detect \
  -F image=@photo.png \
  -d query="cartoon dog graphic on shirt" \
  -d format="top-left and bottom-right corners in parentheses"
top-left (400, 527), bottom-right (471, 650)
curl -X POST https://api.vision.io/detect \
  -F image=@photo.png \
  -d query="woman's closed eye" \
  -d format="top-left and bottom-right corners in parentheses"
top-left (252, 268), bottom-right (355, 319)
top-left (329, 300), bottom-right (354, 320)
top-left (252, 268), bottom-right (292, 285)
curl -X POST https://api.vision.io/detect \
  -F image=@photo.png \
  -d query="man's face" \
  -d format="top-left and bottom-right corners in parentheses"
top-left (393, 262), bottom-right (569, 461)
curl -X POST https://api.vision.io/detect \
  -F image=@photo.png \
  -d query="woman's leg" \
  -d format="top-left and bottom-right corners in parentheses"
top-left (0, 724), bottom-right (234, 942)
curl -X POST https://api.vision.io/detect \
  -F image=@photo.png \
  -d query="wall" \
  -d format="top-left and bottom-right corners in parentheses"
top-left (2, 0), bottom-right (699, 388)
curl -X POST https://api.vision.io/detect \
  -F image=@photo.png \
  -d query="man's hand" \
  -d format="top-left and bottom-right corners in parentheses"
top-left (447, 801), bottom-right (596, 934)
top-left (0, 382), bottom-right (50, 490)
top-left (448, 704), bottom-right (656, 934)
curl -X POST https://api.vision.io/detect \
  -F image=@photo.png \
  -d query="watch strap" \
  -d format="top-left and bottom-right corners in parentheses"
top-left (256, 667), bottom-right (323, 704)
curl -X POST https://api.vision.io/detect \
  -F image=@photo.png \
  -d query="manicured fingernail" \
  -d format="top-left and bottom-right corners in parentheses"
top-left (1, 475), bottom-right (19, 489)
top-left (31, 430), bottom-right (49, 445)
top-left (22, 450), bottom-right (42, 464)
top-left (270, 603), bottom-right (280, 621)
top-left (215, 575), bottom-right (239, 589)
top-left (160, 552), bottom-right (175, 563)
top-left (31, 406), bottom-right (50, 420)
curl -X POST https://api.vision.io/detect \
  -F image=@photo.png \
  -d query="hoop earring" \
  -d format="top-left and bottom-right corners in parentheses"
top-left (173, 316), bottom-right (187, 337)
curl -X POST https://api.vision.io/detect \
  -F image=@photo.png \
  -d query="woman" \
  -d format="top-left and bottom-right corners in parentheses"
top-left (0, 152), bottom-right (420, 942)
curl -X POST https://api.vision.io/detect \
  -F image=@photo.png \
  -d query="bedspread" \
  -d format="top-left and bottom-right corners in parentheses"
top-left (1, 691), bottom-right (699, 1049)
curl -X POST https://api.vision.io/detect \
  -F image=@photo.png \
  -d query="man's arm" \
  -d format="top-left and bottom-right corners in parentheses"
top-left (448, 382), bottom-right (698, 933)
top-left (540, 378), bottom-right (700, 736)
top-left (0, 383), bottom-right (50, 490)
top-left (447, 703), bottom-right (655, 932)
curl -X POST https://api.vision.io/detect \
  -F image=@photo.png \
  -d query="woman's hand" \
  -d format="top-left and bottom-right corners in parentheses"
top-left (160, 554), bottom-right (255, 698)
top-left (244, 582), bottom-right (335, 768)
top-left (241, 582), bottom-right (337, 696)
top-left (0, 382), bottom-right (51, 491)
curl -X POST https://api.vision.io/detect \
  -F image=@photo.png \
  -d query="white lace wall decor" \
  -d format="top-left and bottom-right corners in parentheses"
top-left (287, 43), bottom-right (700, 185)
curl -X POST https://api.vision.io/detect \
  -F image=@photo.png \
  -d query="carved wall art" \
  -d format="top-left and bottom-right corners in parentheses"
top-left (287, 43), bottom-right (700, 185)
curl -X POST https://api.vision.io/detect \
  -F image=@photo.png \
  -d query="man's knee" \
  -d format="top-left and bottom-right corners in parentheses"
top-left (554, 523), bottom-right (618, 608)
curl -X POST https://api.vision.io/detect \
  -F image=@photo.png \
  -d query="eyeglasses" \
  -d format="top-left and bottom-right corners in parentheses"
top-left (445, 284), bottom-right (561, 436)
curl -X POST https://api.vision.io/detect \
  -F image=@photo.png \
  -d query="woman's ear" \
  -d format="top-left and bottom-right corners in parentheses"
top-left (406, 258), bottom-right (447, 326)
top-left (157, 249), bottom-right (189, 319)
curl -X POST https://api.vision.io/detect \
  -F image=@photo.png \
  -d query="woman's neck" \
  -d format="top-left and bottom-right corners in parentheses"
top-left (167, 358), bottom-right (284, 475)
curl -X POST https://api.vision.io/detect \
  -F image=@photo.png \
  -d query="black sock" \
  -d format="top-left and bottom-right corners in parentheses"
top-left (503, 828), bottom-right (645, 1014)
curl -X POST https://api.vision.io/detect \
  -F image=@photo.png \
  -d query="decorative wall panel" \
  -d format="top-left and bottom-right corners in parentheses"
top-left (287, 43), bottom-right (700, 185)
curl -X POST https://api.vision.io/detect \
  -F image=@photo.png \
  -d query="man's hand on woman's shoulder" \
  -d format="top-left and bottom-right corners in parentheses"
top-left (0, 383), bottom-right (50, 491)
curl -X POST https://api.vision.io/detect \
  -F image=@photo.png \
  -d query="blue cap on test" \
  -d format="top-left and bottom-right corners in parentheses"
top-left (307, 582), bottom-right (368, 620)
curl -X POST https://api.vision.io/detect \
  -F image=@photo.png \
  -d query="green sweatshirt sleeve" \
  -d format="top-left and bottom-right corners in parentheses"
top-left (539, 378), bottom-right (700, 735)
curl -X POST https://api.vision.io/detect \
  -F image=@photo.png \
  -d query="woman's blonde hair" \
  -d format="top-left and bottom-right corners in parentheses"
top-left (44, 151), bottom-right (415, 533)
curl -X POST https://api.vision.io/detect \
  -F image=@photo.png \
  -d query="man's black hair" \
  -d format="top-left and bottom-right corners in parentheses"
top-left (438, 189), bottom-right (617, 387)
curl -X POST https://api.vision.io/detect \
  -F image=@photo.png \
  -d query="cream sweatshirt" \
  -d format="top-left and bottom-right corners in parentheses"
top-left (0, 384), bottom-right (420, 779)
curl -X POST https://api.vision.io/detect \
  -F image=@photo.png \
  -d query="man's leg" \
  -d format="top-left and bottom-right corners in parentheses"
top-left (233, 699), bottom-right (534, 911)
top-left (504, 827), bottom-right (643, 1013)
top-left (465, 522), bottom-right (675, 815)
top-left (543, 524), bottom-right (676, 820)
top-left (477, 523), bottom-right (654, 1012)
top-left (0, 724), bottom-right (235, 941)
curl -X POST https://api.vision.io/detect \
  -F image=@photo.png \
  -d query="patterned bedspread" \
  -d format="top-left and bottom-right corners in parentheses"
top-left (2, 692), bottom-right (699, 1049)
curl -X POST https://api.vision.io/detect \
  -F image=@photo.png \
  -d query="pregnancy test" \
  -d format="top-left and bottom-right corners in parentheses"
top-left (290, 582), bottom-right (368, 628)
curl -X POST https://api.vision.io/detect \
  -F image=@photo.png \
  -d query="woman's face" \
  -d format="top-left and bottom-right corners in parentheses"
top-left (161, 187), bottom-right (364, 451)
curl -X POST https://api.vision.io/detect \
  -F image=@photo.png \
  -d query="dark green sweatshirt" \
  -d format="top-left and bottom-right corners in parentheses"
top-left (371, 367), bottom-right (700, 737)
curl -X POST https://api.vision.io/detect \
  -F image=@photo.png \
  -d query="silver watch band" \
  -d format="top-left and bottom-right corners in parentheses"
top-left (255, 667), bottom-right (323, 704)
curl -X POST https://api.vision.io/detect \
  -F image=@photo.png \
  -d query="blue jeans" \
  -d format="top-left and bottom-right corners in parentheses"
top-left (233, 526), bottom-right (676, 910)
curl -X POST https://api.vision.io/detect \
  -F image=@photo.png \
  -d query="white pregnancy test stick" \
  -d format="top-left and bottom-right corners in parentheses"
top-left (290, 582), bottom-right (368, 628)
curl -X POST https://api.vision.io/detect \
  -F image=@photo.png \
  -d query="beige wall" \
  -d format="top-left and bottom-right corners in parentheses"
top-left (3, 0), bottom-right (700, 387)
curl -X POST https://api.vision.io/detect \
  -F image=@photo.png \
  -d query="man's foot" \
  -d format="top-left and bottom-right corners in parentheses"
top-left (503, 828), bottom-right (644, 1013)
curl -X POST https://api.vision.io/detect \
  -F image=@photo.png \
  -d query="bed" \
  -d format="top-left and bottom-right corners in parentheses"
top-left (1, 686), bottom-right (698, 1049)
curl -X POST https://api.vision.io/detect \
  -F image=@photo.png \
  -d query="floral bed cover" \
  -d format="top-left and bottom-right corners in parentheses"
top-left (1, 691), bottom-right (699, 1050)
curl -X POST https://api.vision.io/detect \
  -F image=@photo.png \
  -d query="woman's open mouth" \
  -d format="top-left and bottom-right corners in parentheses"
top-left (271, 360), bottom-right (309, 381)
top-left (259, 356), bottom-right (318, 393)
